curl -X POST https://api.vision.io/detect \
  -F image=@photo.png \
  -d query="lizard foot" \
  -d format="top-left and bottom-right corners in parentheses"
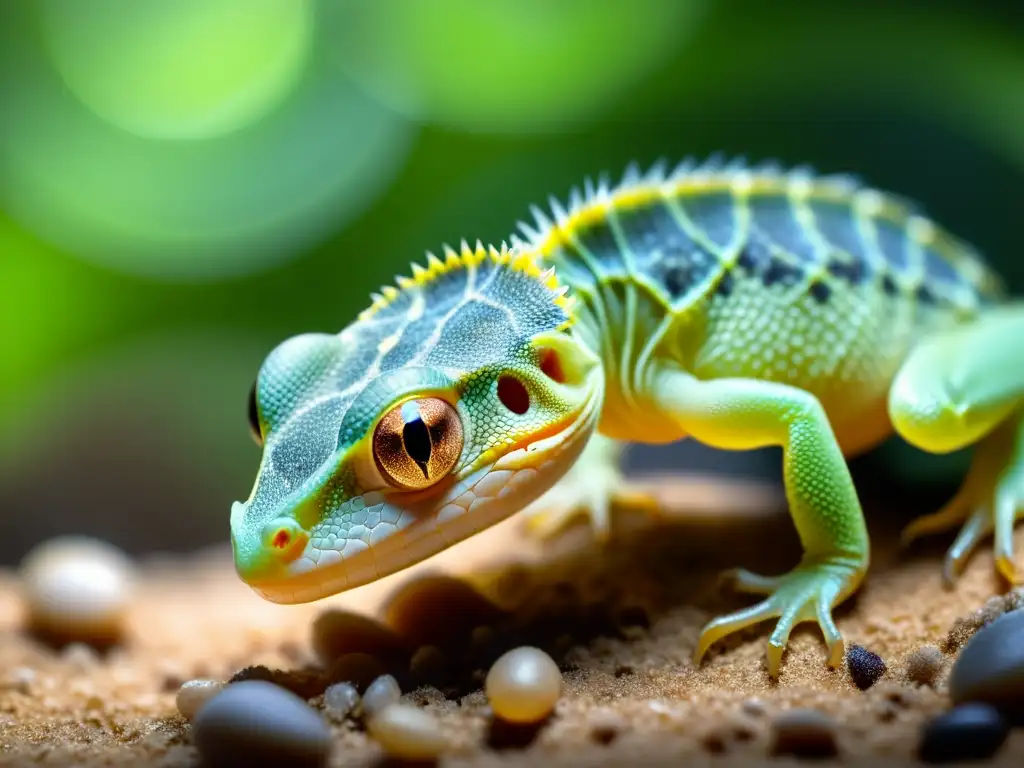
top-left (694, 559), bottom-right (864, 678)
top-left (900, 459), bottom-right (1023, 586)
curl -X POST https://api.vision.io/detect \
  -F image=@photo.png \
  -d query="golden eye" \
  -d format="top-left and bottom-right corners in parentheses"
top-left (373, 398), bottom-right (463, 490)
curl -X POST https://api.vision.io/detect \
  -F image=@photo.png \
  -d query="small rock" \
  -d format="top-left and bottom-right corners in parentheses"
top-left (918, 702), bottom-right (1009, 763)
top-left (362, 674), bottom-right (401, 717)
top-left (905, 645), bottom-right (945, 686)
top-left (485, 646), bottom-right (562, 724)
top-left (18, 536), bottom-right (134, 645)
top-left (192, 680), bottom-right (331, 768)
top-left (769, 708), bottom-right (839, 758)
top-left (3, 666), bottom-right (36, 694)
top-left (741, 697), bottom-right (766, 717)
top-left (327, 652), bottom-right (387, 692)
top-left (366, 703), bottom-right (448, 760)
top-left (323, 682), bottom-right (359, 720)
top-left (948, 606), bottom-right (1024, 722)
top-left (847, 644), bottom-right (886, 690)
top-left (588, 708), bottom-right (626, 745)
top-left (176, 679), bottom-right (223, 720)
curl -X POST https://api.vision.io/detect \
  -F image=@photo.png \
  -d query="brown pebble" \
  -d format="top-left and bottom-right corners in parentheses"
top-left (366, 703), bottom-right (448, 760)
top-left (905, 645), bottom-right (945, 686)
top-left (408, 645), bottom-right (448, 687)
top-left (327, 652), bottom-right (387, 692)
top-left (770, 708), bottom-right (839, 758)
top-left (588, 709), bottom-right (626, 745)
top-left (176, 678), bottom-right (224, 720)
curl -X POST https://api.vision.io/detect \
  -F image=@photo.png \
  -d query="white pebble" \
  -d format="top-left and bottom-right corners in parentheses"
top-left (366, 703), bottom-right (447, 760)
top-left (485, 646), bottom-right (562, 723)
top-left (361, 674), bottom-right (401, 716)
top-left (176, 678), bottom-right (223, 720)
top-left (323, 682), bottom-right (359, 719)
top-left (18, 536), bottom-right (134, 641)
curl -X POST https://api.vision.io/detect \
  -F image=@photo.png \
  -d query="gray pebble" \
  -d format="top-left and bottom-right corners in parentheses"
top-left (192, 680), bottom-right (331, 768)
top-left (918, 702), bottom-right (1009, 763)
top-left (948, 606), bottom-right (1024, 722)
top-left (323, 682), bottom-right (359, 720)
top-left (769, 708), bottom-right (838, 758)
top-left (362, 674), bottom-right (401, 716)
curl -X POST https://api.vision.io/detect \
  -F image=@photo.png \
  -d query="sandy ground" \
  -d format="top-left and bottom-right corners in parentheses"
top-left (1, 473), bottom-right (1022, 767)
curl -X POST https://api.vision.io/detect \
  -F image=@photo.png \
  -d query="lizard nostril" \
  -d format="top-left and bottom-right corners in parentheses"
top-left (262, 520), bottom-right (308, 562)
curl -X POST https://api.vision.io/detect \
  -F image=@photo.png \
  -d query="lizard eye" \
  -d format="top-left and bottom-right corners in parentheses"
top-left (373, 398), bottom-right (463, 490)
top-left (247, 382), bottom-right (263, 447)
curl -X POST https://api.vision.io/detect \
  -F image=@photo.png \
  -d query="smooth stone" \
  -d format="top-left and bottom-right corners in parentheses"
top-left (192, 680), bottom-right (331, 768)
top-left (918, 702), bottom-right (1009, 763)
top-left (948, 607), bottom-right (1024, 722)
top-left (769, 708), bottom-right (838, 758)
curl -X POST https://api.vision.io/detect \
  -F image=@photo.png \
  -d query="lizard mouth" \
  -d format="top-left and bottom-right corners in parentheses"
top-left (242, 383), bottom-right (603, 605)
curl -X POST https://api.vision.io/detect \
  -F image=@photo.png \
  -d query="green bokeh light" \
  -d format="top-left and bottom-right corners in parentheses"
top-left (323, 0), bottom-right (708, 132)
top-left (40, 0), bottom-right (313, 141)
top-left (0, 8), bottom-right (415, 282)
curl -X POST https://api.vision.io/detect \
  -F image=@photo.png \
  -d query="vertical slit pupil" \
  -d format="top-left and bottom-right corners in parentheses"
top-left (402, 416), bottom-right (433, 475)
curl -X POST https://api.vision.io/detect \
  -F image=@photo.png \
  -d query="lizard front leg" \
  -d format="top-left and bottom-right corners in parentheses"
top-left (650, 363), bottom-right (870, 678)
top-left (520, 432), bottom-right (660, 541)
top-left (890, 304), bottom-right (1024, 585)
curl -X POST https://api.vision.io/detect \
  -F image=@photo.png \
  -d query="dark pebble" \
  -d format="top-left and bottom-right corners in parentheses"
top-left (192, 680), bottom-right (331, 768)
top-left (948, 606), bottom-right (1024, 722)
top-left (769, 708), bottom-right (838, 758)
top-left (847, 644), bottom-right (886, 690)
top-left (918, 702), bottom-right (1009, 764)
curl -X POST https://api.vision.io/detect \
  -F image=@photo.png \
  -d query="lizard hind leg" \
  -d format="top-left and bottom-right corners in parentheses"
top-left (520, 433), bottom-right (661, 542)
top-left (889, 304), bottom-right (1024, 585)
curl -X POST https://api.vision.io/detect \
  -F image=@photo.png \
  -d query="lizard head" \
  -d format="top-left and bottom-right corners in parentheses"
top-left (230, 243), bottom-right (603, 603)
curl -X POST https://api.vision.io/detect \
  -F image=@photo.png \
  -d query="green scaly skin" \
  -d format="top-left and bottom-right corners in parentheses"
top-left (231, 157), bottom-right (1024, 678)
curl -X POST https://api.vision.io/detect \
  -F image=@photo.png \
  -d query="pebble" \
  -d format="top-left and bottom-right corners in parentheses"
top-left (18, 536), bottom-right (135, 643)
top-left (485, 646), bottom-right (562, 724)
top-left (918, 702), bottom-right (1009, 763)
top-left (361, 674), bottom-right (401, 717)
top-left (366, 703), bottom-right (448, 760)
top-left (322, 682), bottom-right (359, 720)
top-left (175, 679), bottom-right (223, 720)
top-left (192, 680), bottom-right (331, 768)
top-left (905, 645), bottom-right (945, 686)
top-left (847, 644), bottom-right (886, 690)
top-left (769, 708), bottom-right (839, 758)
top-left (948, 606), bottom-right (1024, 721)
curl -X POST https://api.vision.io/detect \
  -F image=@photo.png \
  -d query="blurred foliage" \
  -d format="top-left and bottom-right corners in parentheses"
top-left (0, 0), bottom-right (1021, 560)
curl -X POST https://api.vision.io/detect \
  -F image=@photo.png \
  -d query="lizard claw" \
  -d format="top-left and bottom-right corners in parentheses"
top-left (695, 559), bottom-right (862, 678)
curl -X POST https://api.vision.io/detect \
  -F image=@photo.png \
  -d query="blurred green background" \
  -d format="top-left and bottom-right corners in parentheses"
top-left (1, 0), bottom-right (1022, 564)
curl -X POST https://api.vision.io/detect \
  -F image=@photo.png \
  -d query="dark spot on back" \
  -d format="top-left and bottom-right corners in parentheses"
top-left (916, 283), bottom-right (938, 305)
top-left (715, 269), bottom-right (734, 297)
top-left (826, 256), bottom-right (867, 285)
top-left (763, 258), bottom-right (804, 287)
top-left (881, 273), bottom-right (900, 296)
top-left (664, 265), bottom-right (689, 298)
top-left (809, 280), bottom-right (832, 304)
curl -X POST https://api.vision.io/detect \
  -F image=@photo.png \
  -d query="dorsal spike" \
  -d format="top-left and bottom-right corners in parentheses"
top-left (621, 160), bottom-right (642, 186)
top-left (548, 195), bottom-right (570, 226)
